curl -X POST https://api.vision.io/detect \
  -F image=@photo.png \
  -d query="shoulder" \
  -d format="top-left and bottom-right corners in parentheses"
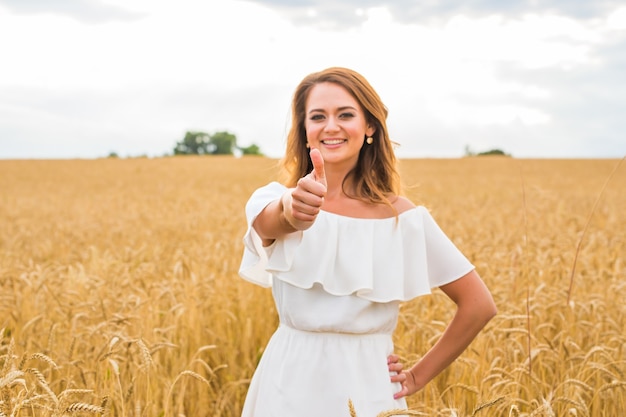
top-left (245, 182), bottom-right (287, 216)
top-left (250, 181), bottom-right (287, 198)
top-left (391, 195), bottom-right (416, 215)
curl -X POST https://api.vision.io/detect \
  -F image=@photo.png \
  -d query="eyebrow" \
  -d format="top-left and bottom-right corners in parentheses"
top-left (308, 105), bottom-right (358, 114)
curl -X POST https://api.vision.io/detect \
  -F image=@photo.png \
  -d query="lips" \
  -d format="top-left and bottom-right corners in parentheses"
top-left (321, 139), bottom-right (346, 145)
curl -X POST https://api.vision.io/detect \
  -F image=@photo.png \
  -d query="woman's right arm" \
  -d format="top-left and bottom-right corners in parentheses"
top-left (253, 149), bottom-right (327, 246)
top-left (252, 195), bottom-right (296, 246)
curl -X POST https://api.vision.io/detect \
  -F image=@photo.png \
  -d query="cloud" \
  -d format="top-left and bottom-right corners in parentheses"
top-left (0, 1), bottom-right (624, 159)
top-left (0, 80), bottom-right (294, 159)
top-left (0, 0), bottom-right (144, 23)
top-left (248, 0), bottom-right (625, 29)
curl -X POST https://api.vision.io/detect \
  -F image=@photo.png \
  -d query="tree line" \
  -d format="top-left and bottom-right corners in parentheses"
top-left (173, 131), bottom-right (263, 156)
top-left (464, 144), bottom-right (511, 157)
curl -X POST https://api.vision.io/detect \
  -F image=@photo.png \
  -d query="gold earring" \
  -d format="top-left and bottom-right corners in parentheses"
top-left (366, 136), bottom-right (373, 145)
top-left (306, 143), bottom-right (310, 148)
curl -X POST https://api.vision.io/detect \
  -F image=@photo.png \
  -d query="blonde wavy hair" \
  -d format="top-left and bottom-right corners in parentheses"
top-left (280, 67), bottom-right (401, 207)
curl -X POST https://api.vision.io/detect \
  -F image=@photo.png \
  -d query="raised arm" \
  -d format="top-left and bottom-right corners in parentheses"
top-left (253, 149), bottom-right (327, 246)
top-left (393, 269), bottom-right (497, 399)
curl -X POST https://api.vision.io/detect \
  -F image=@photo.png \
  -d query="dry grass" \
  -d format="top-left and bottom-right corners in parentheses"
top-left (1, 156), bottom-right (624, 416)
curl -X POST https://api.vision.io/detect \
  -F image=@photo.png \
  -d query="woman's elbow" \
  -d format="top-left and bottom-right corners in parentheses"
top-left (479, 297), bottom-right (498, 325)
top-left (464, 292), bottom-right (497, 328)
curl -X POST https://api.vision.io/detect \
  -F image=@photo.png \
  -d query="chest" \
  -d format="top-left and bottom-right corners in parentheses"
top-left (321, 198), bottom-right (394, 219)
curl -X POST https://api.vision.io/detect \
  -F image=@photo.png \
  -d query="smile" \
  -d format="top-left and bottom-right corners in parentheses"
top-left (321, 139), bottom-right (346, 145)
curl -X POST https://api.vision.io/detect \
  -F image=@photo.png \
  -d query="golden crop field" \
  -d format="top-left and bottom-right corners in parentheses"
top-left (1, 156), bottom-right (624, 417)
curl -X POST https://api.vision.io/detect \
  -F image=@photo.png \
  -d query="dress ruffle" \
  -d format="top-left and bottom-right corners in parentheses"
top-left (239, 182), bottom-right (474, 303)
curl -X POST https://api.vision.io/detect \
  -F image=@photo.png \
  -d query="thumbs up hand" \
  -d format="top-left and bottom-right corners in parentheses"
top-left (308, 147), bottom-right (327, 188)
top-left (281, 148), bottom-right (327, 230)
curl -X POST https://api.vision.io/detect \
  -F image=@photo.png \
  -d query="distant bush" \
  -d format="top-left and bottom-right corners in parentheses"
top-left (477, 149), bottom-right (510, 156)
top-left (464, 145), bottom-right (511, 157)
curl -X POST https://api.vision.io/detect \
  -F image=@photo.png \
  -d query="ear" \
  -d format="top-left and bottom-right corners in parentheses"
top-left (366, 124), bottom-right (376, 137)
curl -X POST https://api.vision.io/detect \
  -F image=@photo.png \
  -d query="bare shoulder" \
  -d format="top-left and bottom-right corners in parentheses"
top-left (391, 195), bottom-right (416, 214)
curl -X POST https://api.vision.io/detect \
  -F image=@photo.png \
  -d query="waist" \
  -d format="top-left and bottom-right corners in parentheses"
top-left (278, 323), bottom-right (393, 339)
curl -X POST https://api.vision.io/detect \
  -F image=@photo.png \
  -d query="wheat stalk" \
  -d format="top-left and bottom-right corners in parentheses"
top-left (164, 370), bottom-right (212, 414)
top-left (135, 339), bottom-right (153, 372)
top-left (26, 353), bottom-right (58, 370)
top-left (25, 368), bottom-right (58, 406)
top-left (347, 399), bottom-right (428, 417)
top-left (597, 380), bottom-right (626, 393)
top-left (567, 156), bottom-right (625, 304)
top-left (1, 339), bottom-right (15, 375)
top-left (377, 409), bottom-right (427, 416)
top-left (0, 371), bottom-right (24, 389)
top-left (59, 389), bottom-right (94, 398)
top-left (472, 396), bottom-right (505, 415)
top-left (348, 399), bottom-right (357, 417)
top-left (65, 402), bottom-right (105, 414)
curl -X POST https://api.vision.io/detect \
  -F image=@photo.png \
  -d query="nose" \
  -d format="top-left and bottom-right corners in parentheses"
top-left (324, 116), bottom-right (340, 132)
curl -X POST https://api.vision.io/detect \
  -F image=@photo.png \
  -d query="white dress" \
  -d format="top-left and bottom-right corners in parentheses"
top-left (239, 182), bottom-right (474, 417)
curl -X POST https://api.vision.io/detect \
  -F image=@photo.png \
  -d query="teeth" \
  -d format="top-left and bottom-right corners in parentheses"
top-left (322, 139), bottom-right (344, 145)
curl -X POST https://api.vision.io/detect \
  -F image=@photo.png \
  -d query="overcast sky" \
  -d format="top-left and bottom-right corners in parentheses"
top-left (1, 0), bottom-right (625, 159)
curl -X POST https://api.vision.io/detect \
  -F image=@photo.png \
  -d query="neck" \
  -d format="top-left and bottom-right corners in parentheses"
top-left (324, 163), bottom-right (356, 200)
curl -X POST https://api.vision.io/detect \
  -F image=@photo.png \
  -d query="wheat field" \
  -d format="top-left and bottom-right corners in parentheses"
top-left (1, 156), bottom-right (624, 416)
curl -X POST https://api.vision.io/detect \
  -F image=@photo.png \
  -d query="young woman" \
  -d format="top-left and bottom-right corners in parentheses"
top-left (239, 67), bottom-right (497, 416)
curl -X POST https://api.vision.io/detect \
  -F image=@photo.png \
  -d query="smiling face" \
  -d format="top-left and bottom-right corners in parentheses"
top-left (304, 82), bottom-right (375, 169)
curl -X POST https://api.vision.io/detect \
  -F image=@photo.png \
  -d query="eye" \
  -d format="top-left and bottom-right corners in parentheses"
top-left (309, 114), bottom-right (325, 121)
top-left (339, 112), bottom-right (355, 119)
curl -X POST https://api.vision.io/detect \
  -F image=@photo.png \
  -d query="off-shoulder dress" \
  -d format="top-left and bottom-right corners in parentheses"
top-left (238, 182), bottom-right (474, 417)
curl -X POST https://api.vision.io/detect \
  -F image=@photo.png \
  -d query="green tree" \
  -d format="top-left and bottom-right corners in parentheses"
top-left (240, 144), bottom-right (263, 156)
top-left (210, 131), bottom-right (237, 155)
top-left (173, 130), bottom-right (263, 156)
top-left (173, 131), bottom-right (212, 155)
top-left (464, 145), bottom-right (511, 157)
top-left (477, 148), bottom-right (510, 157)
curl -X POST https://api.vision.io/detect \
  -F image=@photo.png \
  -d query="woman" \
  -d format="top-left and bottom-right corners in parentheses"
top-left (239, 67), bottom-right (497, 416)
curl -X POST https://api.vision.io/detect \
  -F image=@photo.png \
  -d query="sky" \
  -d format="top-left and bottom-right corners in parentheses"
top-left (1, 0), bottom-right (625, 159)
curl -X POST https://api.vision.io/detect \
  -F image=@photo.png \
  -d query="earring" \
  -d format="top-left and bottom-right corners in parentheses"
top-left (306, 143), bottom-right (310, 148)
top-left (366, 136), bottom-right (373, 145)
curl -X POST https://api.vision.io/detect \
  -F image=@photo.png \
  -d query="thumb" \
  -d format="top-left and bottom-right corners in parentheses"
top-left (309, 148), bottom-right (326, 187)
